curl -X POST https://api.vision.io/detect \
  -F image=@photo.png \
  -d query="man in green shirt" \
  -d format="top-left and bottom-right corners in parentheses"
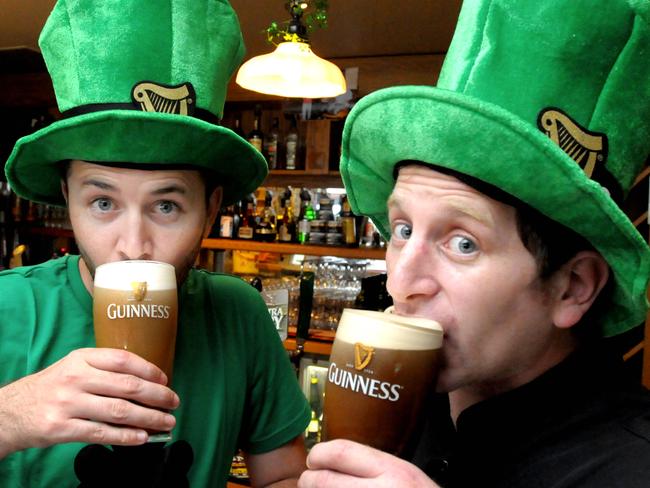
top-left (1, 0), bottom-right (310, 486)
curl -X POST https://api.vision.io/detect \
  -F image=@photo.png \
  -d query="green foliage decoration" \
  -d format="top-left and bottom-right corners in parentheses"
top-left (265, 1), bottom-right (329, 45)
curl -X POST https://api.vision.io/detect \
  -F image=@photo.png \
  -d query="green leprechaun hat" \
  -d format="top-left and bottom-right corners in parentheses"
top-left (5, 0), bottom-right (267, 207)
top-left (340, 0), bottom-right (650, 337)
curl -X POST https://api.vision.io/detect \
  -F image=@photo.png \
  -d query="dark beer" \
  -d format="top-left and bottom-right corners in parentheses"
top-left (93, 260), bottom-right (178, 442)
top-left (323, 309), bottom-right (443, 456)
top-left (93, 287), bottom-right (177, 380)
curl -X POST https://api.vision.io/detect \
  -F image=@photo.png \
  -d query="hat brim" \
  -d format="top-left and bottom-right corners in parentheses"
top-left (340, 86), bottom-right (650, 337)
top-left (5, 110), bottom-right (268, 207)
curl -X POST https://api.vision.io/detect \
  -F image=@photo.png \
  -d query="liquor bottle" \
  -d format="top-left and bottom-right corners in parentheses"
top-left (264, 117), bottom-right (280, 169)
top-left (229, 449), bottom-right (250, 483)
top-left (285, 115), bottom-right (299, 170)
top-left (276, 196), bottom-right (285, 234)
top-left (305, 373), bottom-right (322, 449)
top-left (237, 194), bottom-right (256, 240)
top-left (297, 189), bottom-right (315, 244)
top-left (231, 200), bottom-right (241, 238)
top-left (218, 205), bottom-right (235, 238)
top-left (340, 195), bottom-right (357, 247)
top-left (247, 104), bottom-right (264, 153)
top-left (278, 189), bottom-right (296, 243)
top-left (253, 191), bottom-right (277, 242)
top-left (233, 115), bottom-right (245, 139)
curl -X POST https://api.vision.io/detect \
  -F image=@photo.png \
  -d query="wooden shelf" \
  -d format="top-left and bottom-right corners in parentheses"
top-left (201, 238), bottom-right (386, 260)
top-left (264, 170), bottom-right (343, 189)
top-left (20, 229), bottom-right (386, 260)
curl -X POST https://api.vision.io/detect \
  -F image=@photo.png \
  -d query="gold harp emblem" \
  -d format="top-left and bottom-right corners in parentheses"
top-left (538, 108), bottom-right (607, 178)
top-left (354, 342), bottom-right (375, 371)
top-left (132, 81), bottom-right (195, 116)
top-left (130, 281), bottom-right (147, 301)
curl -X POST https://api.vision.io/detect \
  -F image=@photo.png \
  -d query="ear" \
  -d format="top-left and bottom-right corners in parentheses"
top-left (60, 179), bottom-right (69, 204)
top-left (203, 186), bottom-right (223, 238)
top-left (551, 251), bottom-right (610, 329)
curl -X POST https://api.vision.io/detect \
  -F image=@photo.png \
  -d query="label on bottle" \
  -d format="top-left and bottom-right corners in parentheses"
top-left (341, 217), bottom-right (356, 245)
top-left (219, 215), bottom-right (234, 238)
top-left (238, 226), bottom-right (254, 239)
top-left (298, 219), bottom-right (310, 243)
top-left (249, 137), bottom-right (263, 152)
top-left (265, 141), bottom-right (278, 168)
top-left (286, 140), bottom-right (297, 169)
top-left (279, 223), bottom-right (292, 242)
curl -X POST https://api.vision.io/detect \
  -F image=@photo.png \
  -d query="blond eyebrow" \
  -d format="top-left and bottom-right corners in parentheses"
top-left (387, 193), bottom-right (494, 227)
top-left (444, 197), bottom-right (495, 227)
top-left (387, 193), bottom-right (402, 212)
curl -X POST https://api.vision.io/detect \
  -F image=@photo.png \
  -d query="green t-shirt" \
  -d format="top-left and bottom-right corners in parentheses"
top-left (0, 255), bottom-right (310, 486)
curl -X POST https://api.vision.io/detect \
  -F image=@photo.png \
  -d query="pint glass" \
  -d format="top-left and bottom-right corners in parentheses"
top-left (93, 260), bottom-right (178, 442)
top-left (322, 308), bottom-right (443, 456)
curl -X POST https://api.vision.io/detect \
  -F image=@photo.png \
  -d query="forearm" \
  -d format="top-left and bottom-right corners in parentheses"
top-left (246, 436), bottom-right (307, 488)
top-left (0, 379), bottom-right (30, 459)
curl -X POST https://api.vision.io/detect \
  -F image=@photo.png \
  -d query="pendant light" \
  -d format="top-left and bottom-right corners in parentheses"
top-left (236, 1), bottom-right (346, 99)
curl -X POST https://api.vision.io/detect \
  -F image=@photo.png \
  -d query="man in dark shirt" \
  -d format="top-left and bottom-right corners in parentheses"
top-left (298, 0), bottom-right (650, 486)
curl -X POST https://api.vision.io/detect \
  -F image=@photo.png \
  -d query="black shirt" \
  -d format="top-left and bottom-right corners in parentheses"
top-left (411, 346), bottom-right (650, 487)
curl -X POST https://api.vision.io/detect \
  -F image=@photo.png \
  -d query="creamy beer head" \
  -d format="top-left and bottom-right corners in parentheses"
top-left (335, 308), bottom-right (443, 351)
top-left (323, 308), bottom-right (443, 457)
top-left (94, 260), bottom-right (176, 291)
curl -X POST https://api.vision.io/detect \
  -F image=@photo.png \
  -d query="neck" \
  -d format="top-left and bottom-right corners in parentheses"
top-left (448, 336), bottom-right (578, 424)
top-left (78, 257), bottom-right (94, 294)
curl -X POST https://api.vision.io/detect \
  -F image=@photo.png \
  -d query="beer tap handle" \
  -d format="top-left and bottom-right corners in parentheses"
top-left (288, 269), bottom-right (314, 366)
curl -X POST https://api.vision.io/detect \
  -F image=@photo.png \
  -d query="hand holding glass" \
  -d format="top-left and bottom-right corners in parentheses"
top-left (322, 308), bottom-right (443, 457)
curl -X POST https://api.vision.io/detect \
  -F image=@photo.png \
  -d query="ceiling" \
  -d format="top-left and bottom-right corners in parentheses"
top-left (0, 0), bottom-right (462, 60)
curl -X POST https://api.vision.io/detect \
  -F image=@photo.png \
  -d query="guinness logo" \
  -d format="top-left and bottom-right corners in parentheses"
top-left (132, 81), bottom-right (196, 116)
top-left (130, 281), bottom-right (147, 301)
top-left (537, 108), bottom-right (608, 178)
top-left (354, 342), bottom-right (375, 371)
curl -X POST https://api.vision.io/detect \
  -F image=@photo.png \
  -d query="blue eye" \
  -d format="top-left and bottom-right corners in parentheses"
top-left (93, 198), bottom-right (113, 212)
top-left (393, 223), bottom-right (412, 240)
top-left (157, 201), bottom-right (178, 214)
top-left (449, 235), bottom-right (477, 254)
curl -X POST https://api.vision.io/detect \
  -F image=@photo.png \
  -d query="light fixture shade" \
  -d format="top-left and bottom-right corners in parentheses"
top-left (236, 41), bottom-right (347, 98)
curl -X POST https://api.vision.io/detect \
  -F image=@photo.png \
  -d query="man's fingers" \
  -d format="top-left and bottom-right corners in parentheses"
top-left (303, 440), bottom-right (438, 488)
top-left (83, 369), bottom-right (179, 410)
top-left (65, 418), bottom-right (149, 446)
top-left (80, 348), bottom-right (169, 385)
top-left (306, 439), bottom-right (388, 478)
top-left (68, 394), bottom-right (177, 433)
top-left (298, 467), bottom-right (372, 488)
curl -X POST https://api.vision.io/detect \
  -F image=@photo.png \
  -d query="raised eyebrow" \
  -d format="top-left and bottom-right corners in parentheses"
top-left (387, 194), bottom-right (402, 211)
top-left (150, 184), bottom-right (188, 196)
top-left (447, 200), bottom-right (494, 227)
top-left (81, 179), bottom-right (116, 191)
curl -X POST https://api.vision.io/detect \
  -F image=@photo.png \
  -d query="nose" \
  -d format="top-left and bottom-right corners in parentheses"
top-left (386, 237), bottom-right (441, 310)
top-left (115, 209), bottom-right (153, 261)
